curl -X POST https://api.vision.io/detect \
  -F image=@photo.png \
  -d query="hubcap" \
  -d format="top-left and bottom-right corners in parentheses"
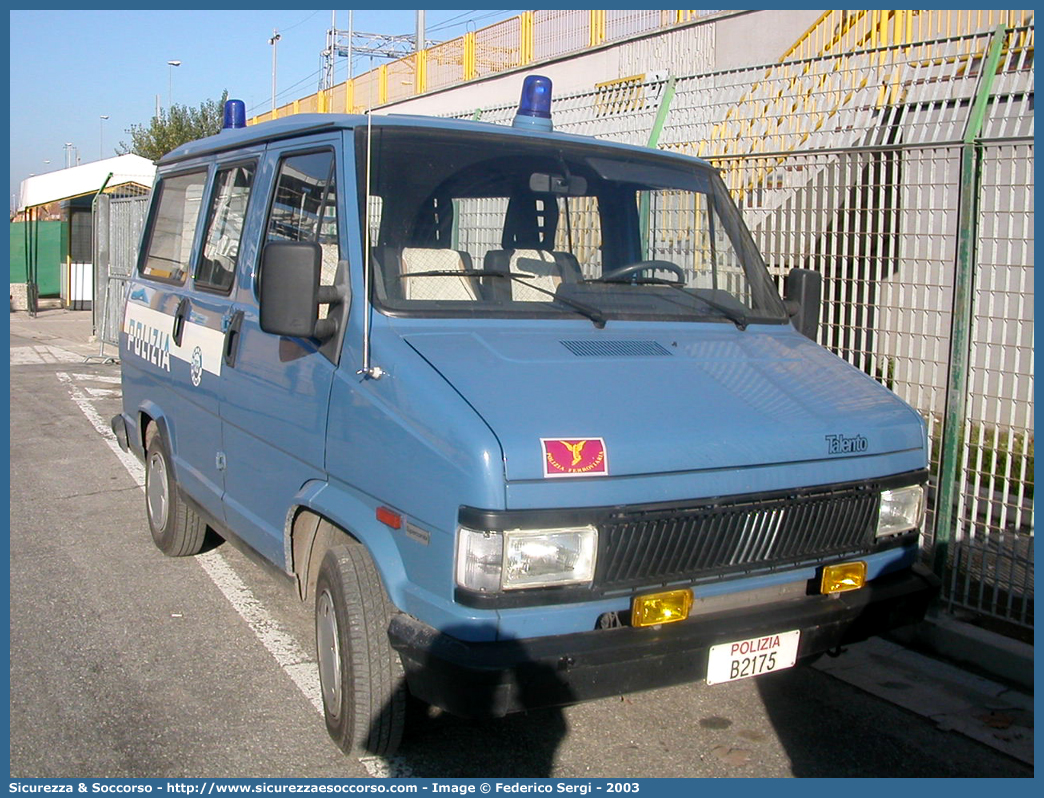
top-left (146, 451), bottom-right (169, 530)
top-left (316, 589), bottom-right (342, 718)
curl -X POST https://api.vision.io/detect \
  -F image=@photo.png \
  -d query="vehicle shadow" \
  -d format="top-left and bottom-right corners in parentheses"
top-left (200, 525), bottom-right (225, 554)
top-left (398, 701), bottom-right (568, 777)
top-left (380, 629), bottom-right (571, 777)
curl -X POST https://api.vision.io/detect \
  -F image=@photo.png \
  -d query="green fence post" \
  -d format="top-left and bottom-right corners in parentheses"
top-left (646, 75), bottom-right (676, 149)
top-left (932, 25), bottom-right (1007, 579)
top-left (640, 76), bottom-right (676, 253)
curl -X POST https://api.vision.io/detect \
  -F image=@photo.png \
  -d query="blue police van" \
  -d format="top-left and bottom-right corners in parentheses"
top-left (113, 77), bottom-right (938, 757)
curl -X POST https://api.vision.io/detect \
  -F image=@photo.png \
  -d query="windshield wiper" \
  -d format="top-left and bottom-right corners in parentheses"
top-left (401, 269), bottom-right (607, 329)
top-left (488, 271), bottom-right (608, 329)
top-left (625, 277), bottom-right (750, 330)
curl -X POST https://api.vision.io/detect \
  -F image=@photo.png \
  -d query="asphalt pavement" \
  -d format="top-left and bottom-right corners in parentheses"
top-left (8, 308), bottom-right (1034, 777)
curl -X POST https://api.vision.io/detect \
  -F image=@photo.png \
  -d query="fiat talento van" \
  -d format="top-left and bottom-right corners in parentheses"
top-left (113, 77), bottom-right (938, 757)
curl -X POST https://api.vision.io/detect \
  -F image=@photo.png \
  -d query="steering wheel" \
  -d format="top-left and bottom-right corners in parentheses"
top-left (597, 260), bottom-right (686, 285)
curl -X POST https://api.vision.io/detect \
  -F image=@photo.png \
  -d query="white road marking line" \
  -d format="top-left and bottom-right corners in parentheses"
top-left (12, 345), bottom-right (83, 365)
top-left (57, 370), bottom-right (411, 778)
top-left (57, 370), bottom-right (317, 700)
top-left (194, 550), bottom-right (324, 714)
top-left (71, 372), bottom-right (122, 384)
top-left (56, 372), bottom-right (144, 485)
top-left (359, 756), bottom-right (413, 778)
top-left (83, 387), bottom-right (121, 398)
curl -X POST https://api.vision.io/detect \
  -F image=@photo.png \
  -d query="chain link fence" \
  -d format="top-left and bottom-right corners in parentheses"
top-left (448, 22), bottom-right (1035, 634)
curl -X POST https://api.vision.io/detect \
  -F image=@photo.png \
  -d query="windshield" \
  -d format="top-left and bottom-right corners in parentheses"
top-left (359, 126), bottom-right (786, 326)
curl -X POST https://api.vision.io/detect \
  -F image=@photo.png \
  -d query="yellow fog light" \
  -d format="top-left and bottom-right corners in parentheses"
top-left (631, 589), bottom-right (693, 627)
top-left (821, 561), bottom-right (867, 594)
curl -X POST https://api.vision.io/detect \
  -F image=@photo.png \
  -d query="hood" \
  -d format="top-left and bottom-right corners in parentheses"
top-left (403, 325), bottom-right (925, 483)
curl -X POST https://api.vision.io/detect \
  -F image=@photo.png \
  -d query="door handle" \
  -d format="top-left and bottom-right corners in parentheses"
top-left (223, 310), bottom-right (245, 368)
top-left (172, 297), bottom-right (190, 347)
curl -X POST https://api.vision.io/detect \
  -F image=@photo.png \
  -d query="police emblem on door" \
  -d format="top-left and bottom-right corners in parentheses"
top-left (190, 346), bottom-right (204, 387)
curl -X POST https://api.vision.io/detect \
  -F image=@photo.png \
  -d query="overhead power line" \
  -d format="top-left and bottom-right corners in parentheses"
top-left (317, 10), bottom-right (516, 90)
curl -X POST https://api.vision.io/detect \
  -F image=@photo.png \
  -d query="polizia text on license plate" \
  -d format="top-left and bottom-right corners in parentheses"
top-left (706, 630), bottom-right (801, 685)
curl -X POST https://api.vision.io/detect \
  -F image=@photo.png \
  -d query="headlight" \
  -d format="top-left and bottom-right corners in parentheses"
top-left (456, 526), bottom-right (598, 591)
top-left (877, 485), bottom-right (925, 537)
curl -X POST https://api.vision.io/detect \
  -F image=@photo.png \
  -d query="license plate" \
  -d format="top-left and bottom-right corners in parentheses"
top-left (706, 630), bottom-right (801, 685)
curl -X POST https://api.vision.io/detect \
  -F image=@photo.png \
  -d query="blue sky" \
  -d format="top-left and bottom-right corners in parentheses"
top-left (8, 8), bottom-right (522, 210)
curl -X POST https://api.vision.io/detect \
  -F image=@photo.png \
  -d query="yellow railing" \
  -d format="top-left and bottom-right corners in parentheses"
top-left (249, 9), bottom-right (725, 124)
top-left (702, 9), bottom-right (1034, 201)
top-left (249, 9), bottom-right (1034, 127)
top-left (783, 9), bottom-right (1031, 62)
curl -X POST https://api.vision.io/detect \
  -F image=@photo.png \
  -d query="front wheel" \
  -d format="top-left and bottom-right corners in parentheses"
top-left (315, 543), bottom-right (406, 757)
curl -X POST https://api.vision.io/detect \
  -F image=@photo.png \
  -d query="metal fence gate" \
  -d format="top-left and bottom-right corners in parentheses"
top-left (93, 194), bottom-right (149, 357)
top-left (451, 17), bottom-right (1035, 634)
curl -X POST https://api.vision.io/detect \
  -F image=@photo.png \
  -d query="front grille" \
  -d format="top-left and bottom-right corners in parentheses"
top-left (596, 486), bottom-right (880, 590)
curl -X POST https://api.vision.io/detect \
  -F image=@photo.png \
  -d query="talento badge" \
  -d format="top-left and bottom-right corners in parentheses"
top-left (541, 438), bottom-right (609, 478)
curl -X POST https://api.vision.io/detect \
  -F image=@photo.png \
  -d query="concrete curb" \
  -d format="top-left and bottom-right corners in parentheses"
top-left (887, 611), bottom-right (1034, 693)
top-left (814, 635), bottom-right (1033, 766)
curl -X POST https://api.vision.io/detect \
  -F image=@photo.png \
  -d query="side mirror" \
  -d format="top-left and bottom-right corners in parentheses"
top-left (259, 241), bottom-right (321, 338)
top-left (784, 268), bottom-right (822, 340)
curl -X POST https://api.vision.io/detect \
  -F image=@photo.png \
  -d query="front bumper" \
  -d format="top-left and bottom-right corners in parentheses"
top-left (389, 564), bottom-right (939, 719)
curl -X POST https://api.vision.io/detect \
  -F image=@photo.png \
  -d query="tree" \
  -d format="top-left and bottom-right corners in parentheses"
top-left (119, 91), bottom-right (229, 162)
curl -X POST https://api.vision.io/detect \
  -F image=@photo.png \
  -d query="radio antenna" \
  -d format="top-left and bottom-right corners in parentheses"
top-left (358, 75), bottom-right (382, 379)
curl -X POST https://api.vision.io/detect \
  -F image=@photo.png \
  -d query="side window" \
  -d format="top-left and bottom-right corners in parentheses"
top-left (140, 171), bottom-right (207, 282)
top-left (266, 150), bottom-right (339, 285)
top-left (196, 163), bottom-right (255, 293)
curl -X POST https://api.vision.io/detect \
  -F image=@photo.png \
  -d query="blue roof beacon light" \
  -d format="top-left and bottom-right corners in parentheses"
top-left (222, 99), bottom-right (247, 131)
top-left (512, 74), bottom-right (553, 132)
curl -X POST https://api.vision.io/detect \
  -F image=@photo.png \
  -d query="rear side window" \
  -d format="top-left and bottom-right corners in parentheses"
top-left (196, 163), bottom-right (256, 293)
top-left (140, 170), bottom-right (207, 283)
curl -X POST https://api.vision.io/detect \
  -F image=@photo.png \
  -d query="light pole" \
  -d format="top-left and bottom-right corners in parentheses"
top-left (64, 142), bottom-right (73, 168)
top-left (99, 115), bottom-right (109, 160)
top-left (269, 30), bottom-right (281, 115)
top-left (167, 60), bottom-right (181, 108)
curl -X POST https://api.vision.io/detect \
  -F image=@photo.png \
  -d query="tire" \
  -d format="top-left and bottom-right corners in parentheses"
top-left (315, 543), bottom-right (406, 757)
top-left (144, 427), bottom-right (206, 557)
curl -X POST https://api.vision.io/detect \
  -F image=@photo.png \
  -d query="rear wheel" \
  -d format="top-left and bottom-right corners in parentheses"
top-left (315, 543), bottom-right (406, 756)
top-left (144, 427), bottom-right (206, 557)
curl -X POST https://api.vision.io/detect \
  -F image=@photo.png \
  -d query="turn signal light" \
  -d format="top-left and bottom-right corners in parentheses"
top-left (376, 506), bottom-right (402, 530)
